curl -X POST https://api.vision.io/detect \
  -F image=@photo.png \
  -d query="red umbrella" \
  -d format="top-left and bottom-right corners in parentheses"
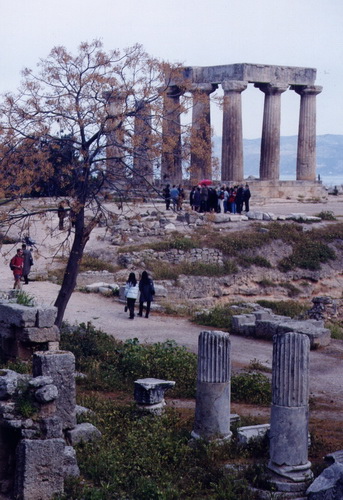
top-left (199, 179), bottom-right (212, 186)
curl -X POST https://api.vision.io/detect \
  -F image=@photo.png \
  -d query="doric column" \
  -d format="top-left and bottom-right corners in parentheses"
top-left (221, 81), bottom-right (247, 182)
top-left (103, 91), bottom-right (126, 183)
top-left (133, 100), bottom-right (154, 186)
top-left (189, 83), bottom-right (218, 185)
top-left (293, 85), bottom-right (322, 181)
top-left (161, 85), bottom-right (183, 185)
top-left (268, 332), bottom-right (312, 487)
top-left (255, 83), bottom-right (288, 180)
top-left (192, 330), bottom-right (232, 441)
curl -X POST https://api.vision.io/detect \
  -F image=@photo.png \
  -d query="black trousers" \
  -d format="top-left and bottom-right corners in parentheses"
top-left (139, 301), bottom-right (151, 317)
top-left (126, 298), bottom-right (136, 318)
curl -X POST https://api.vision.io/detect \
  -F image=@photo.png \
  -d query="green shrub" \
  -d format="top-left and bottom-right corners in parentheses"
top-left (146, 259), bottom-right (238, 280)
top-left (279, 240), bottom-right (336, 271)
top-left (237, 255), bottom-right (272, 268)
top-left (231, 371), bottom-right (271, 406)
top-left (256, 299), bottom-right (308, 318)
top-left (60, 324), bottom-right (197, 398)
top-left (80, 253), bottom-right (118, 273)
top-left (15, 291), bottom-right (36, 307)
top-left (315, 211), bottom-right (336, 220)
top-left (326, 321), bottom-right (343, 340)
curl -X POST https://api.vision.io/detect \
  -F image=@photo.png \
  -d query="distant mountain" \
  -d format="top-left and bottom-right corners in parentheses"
top-left (213, 134), bottom-right (343, 177)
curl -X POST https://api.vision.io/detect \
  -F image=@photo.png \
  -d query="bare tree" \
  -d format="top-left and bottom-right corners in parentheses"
top-left (0, 40), bottom-right (185, 326)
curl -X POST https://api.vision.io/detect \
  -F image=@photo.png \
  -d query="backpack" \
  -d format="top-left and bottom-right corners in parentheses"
top-left (9, 257), bottom-right (15, 271)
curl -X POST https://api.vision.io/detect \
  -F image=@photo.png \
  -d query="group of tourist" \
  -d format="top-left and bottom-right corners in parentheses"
top-left (163, 183), bottom-right (251, 214)
top-left (189, 184), bottom-right (251, 214)
top-left (124, 271), bottom-right (155, 320)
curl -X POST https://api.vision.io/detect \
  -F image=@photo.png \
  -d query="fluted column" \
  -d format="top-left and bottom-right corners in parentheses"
top-left (192, 330), bottom-right (232, 441)
top-left (161, 85), bottom-right (183, 185)
top-left (103, 91), bottom-right (126, 182)
top-left (255, 83), bottom-right (288, 180)
top-left (268, 332), bottom-right (312, 486)
top-left (293, 85), bottom-right (322, 181)
top-left (189, 83), bottom-right (218, 185)
top-left (221, 81), bottom-right (247, 182)
top-left (133, 100), bottom-right (154, 186)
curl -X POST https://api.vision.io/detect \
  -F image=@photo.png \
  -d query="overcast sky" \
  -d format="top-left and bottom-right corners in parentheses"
top-left (1, 0), bottom-right (342, 138)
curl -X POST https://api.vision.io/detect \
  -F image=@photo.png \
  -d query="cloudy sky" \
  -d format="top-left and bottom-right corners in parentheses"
top-left (1, 0), bottom-right (342, 138)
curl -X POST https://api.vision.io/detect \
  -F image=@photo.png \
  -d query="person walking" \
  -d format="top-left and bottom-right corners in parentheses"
top-left (162, 184), bottom-right (171, 210)
top-left (124, 272), bottom-right (139, 319)
top-left (10, 248), bottom-right (24, 290)
top-left (138, 271), bottom-right (155, 318)
top-left (21, 244), bottom-right (33, 285)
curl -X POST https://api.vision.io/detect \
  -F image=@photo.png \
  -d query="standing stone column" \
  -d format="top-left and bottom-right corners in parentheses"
top-left (255, 83), bottom-right (288, 180)
top-left (268, 332), bottom-right (312, 487)
top-left (192, 330), bottom-right (232, 441)
top-left (221, 80), bottom-right (247, 183)
top-left (103, 91), bottom-right (126, 184)
top-left (189, 83), bottom-right (218, 185)
top-left (133, 100), bottom-right (154, 186)
top-left (293, 85), bottom-right (322, 181)
top-left (161, 85), bottom-right (183, 185)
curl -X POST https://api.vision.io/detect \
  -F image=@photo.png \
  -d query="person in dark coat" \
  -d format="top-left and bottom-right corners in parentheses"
top-left (21, 244), bottom-right (33, 284)
top-left (138, 271), bottom-right (155, 318)
top-left (235, 184), bottom-right (244, 214)
top-left (243, 184), bottom-right (251, 212)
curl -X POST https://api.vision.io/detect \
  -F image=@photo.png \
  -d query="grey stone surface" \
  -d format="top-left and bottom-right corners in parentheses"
top-left (33, 351), bottom-right (76, 430)
top-left (237, 424), bottom-right (270, 445)
top-left (34, 384), bottom-right (58, 403)
top-left (134, 378), bottom-right (175, 405)
top-left (306, 463), bottom-right (343, 499)
top-left (66, 423), bottom-right (102, 446)
top-left (0, 303), bottom-right (37, 327)
top-left (19, 325), bottom-right (60, 343)
top-left (64, 446), bottom-right (80, 478)
top-left (0, 370), bottom-right (19, 399)
top-left (14, 438), bottom-right (65, 500)
top-left (36, 306), bottom-right (58, 328)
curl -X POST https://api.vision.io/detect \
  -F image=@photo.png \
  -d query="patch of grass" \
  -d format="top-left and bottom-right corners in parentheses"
top-left (315, 210), bottom-right (337, 221)
top-left (278, 240), bottom-right (336, 271)
top-left (279, 282), bottom-right (302, 297)
top-left (256, 299), bottom-right (309, 318)
top-left (80, 253), bottom-right (118, 273)
top-left (15, 290), bottom-right (36, 307)
top-left (237, 255), bottom-right (272, 269)
top-left (192, 303), bottom-right (253, 330)
top-left (146, 259), bottom-right (238, 280)
top-left (326, 321), bottom-right (343, 340)
top-left (149, 233), bottom-right (201, 252)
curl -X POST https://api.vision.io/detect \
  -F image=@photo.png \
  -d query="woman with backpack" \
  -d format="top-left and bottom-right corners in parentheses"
top-left (124, 272), bottom-right (139, 319)
top-left (138, 271), bottom-right (155, 318)
top-left (10, 248), bottom-right (24, 290)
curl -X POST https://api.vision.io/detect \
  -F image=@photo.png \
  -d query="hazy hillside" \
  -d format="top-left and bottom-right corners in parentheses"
top-left (213, 134), bottom-right (343, 178)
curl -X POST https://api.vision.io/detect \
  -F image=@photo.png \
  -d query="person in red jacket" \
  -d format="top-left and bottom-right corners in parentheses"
top-left (10, 248), bottom-right (24, 289)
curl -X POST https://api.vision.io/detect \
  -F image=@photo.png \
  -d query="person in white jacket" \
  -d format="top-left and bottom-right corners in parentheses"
top-left (124, 272), bottom-right (139, 319)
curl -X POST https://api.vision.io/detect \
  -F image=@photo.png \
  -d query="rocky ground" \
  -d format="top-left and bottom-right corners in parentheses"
top-left (1, 194), bottom-right (343, 451)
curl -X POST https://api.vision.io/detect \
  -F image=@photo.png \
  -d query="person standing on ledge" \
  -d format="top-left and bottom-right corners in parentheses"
top-left (138, 271), bottom-right (155, 318)
top-left (21, 244), bottom-right (33, 285)
top-left (124, 272), bottom-right (139, 319)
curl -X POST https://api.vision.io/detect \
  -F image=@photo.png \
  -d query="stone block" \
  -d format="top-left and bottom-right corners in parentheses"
top-left (134, 378), bottom-right (175, 405)
top-left (0, 303), bottom-right (37, 328)
top-left (64, 446), bottom-right (80, 477)
top-left (306, 463), bottom-right (343, 499)
top-left (237, 424), bottom-right (270, 445)
top-left (34, 384), bottom-right (58, 403)
top-left (36, 307), bottom-right (58, 328)
top-left (33, 351), bottom-right (76, 430)
top-left (0, 370), bottom-right (23, 399)
top-left (14, 438), bottom-right (65, 500)
top-left (255, 319), bottom-right (281, 339)
top-left (39, 417), bottom-right (63, 439)
top-left (277, 320), bottom-right (331, 349)
top-left (66, 423), bottom-right (102, 446)
top-left (18, 325), bottom-right (60, 343)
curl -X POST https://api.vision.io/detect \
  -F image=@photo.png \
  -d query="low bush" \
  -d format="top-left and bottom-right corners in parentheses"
top-left (256, 299), bottom-right (308, 318)
top-left (80, 253), bottom-right (118, 273)
top-left (192, 303), bottom-right (253, 330)
top-left (231, 371), bottom-right (271, 406)
top-left (146, 259), bottom-right (238, 280)
top-left (60, 323), bottom-right (197, 398)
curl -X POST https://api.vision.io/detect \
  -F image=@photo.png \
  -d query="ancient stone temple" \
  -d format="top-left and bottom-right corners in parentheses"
top-left (161, 63), bottom-right (322, 187)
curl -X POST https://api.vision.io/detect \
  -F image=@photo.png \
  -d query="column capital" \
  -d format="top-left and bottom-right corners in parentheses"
top-left (189, 83), bottom-right (218, 95)
top-left (291, 84), bottom-right (323, 96)
top-left (222, 80), bottom-right (248, 93)
top-left (164, 84), bottom-right (184, 98)
top-left (255, 82), bottom-right (288, 95)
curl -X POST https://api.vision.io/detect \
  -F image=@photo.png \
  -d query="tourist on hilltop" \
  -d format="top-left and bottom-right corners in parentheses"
top-left (193, 186), bottom-right (201, 212)
top-left (236, 184), bottom-right (244, 214)
top-left (200, 184), bottom-right (208, 212)
top-left (217, 186), bottom-right (225, 213)
top-left (138, 271), bottom-right (155, 319)
top-left (124, 272), bottom-right (139, 319)
top-left (170, 185), bottom-right (179, 211)
top-left (189, 186), bottom-right (196, 210)
top-left (162, 184), bottom-right (171, 210)
top-left (207, 187), bottom-right (218, 212)
top-left (177, 185), bottom-right (185, 211)
top-left (243, 184), bottom-right (251, 213)
top-left (10, 248), bottom-right (24, 290)
top-left (21, 243), bottom-right (33, 285)
top-left (228, 187), bottom-right (237, 214)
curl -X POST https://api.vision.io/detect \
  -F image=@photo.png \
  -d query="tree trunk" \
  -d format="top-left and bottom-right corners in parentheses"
top-left (54, 208), bottom-right (93, 328)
